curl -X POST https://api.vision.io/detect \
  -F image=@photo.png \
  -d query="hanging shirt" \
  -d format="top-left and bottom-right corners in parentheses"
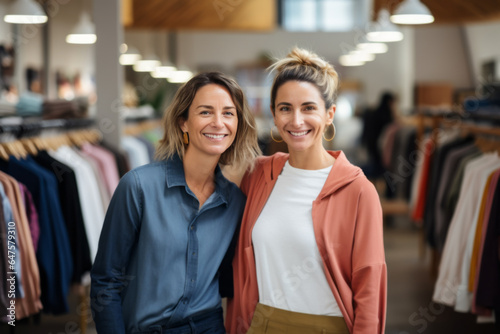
top-left (80, 143), bottom-right (120, 197)
top-left (121, 136), bottom-right (150, 169)
top-left (50, 146), bottom-right (105, 262)
top-left (90, 154), bottom-right (245, 334)
top-left (18, 183), bottom-right (40, 252)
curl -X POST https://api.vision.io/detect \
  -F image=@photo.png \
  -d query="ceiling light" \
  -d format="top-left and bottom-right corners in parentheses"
top-left (390, 0), bottom-right (434, 25)
top-left (66, 12), bottom-right (96, 44)
top-left (133, 54), bottom-right (161, 72)
top-left (367, 9), bottom-right (404, 42)
top-left (119, 46), bottom-right (142, 65)
top-left (339, 55), bottom-right (365, 67)
top-left (356, 42), bottom-right (388, 54)
top-left (349, 51), bottom-right (375, 62)
top-left (4, 0), bottom-right (48, 24)
top-left (151, 65), bottom-right (177, 78)
top-left (167, 70), bottom-right (194, 83)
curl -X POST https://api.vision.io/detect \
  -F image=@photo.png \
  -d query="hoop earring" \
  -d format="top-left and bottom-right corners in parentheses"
top-left (183, 132), bottom-right (189, 144)
top-left (323, 123), bottom-right (336, 141)
top-left (270, 126), bottom-right (283, 143)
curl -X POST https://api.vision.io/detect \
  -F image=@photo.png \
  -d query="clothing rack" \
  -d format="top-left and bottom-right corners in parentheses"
top-left (123, 117), bottom-right (161, 136)
top-left (412, 109), bottom-right (500, 277)
top-left (0, 118), bottom-right (96, 138)
top-left (0, 118), bottom-right (97, 334)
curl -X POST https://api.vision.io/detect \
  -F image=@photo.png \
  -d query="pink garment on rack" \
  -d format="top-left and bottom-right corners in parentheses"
top-left (81, 143), bottom-right (120, 198)
top-left (18, 183), bottom-right (40, 252)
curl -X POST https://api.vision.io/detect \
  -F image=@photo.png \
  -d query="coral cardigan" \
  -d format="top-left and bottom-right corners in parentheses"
top-left (226, 151), bottom-right (387, 334)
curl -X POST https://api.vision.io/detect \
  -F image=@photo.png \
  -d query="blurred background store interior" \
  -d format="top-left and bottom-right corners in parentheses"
top-left (0, 0), bottom-right (500, 333)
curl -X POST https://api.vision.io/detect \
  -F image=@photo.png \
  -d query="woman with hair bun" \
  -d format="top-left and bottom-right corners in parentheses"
top-left (226, 48), bottom-right (387, 334)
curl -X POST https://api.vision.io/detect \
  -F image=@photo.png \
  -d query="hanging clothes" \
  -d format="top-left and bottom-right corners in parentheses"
top-left (0, 171), bottom-right (42, 319)
top-left (0, 185), bottom-right (8, 319)
top-left (80, 143), bottom-right (120, 198)
top-left (50, 145), bottom-right (105, 262)
top-left (0, 156), bottom-right (74, 314)
top-left (433, 153), bottom-right (500, 310)
top-left (121, 135), bottom-right (150, 169)
top-left (76, 149), bottom-right (111, 211)
top-left (433, 144), bottom-right (480, 252)
top-left (469, 170), bottom-right (500, 316)
top-left (33, 151), bottom-right (92, 283)
top-left (100, 141), bottom-right (131, 178)
top-left (422, 136), bottom-right (473, 248)
top-left (475, 173), bottom-right (500, 318)
top-left (18, 183), bottom-right (40, 253)
top-left (0, 182), bottom-right (23, 298)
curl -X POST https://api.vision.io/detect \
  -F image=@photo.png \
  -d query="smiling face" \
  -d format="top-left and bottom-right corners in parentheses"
top-left (180, 84), bottom-right (238, 160)
top-left (273, 80), bottom-right (335, 155)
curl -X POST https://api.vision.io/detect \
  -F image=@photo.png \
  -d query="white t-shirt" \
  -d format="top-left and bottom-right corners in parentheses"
top-left (252, 161), bottom-right (342, 316)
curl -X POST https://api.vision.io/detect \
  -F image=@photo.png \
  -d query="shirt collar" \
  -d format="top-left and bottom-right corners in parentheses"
top-left (165, 154), bottom-right (230, 206)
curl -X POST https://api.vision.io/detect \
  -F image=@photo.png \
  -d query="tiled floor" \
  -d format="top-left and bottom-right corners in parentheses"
top-left (2, 217), bottom-right (498, 334)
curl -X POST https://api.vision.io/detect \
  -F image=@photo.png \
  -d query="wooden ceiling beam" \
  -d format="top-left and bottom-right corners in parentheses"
top-left (126, 0), bottom-right (276, 31)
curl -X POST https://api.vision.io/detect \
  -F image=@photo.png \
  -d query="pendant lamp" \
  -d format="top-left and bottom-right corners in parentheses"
top-left (4, 0), bottom-right (48, 24)
top-left (390, 0), bottom-right (434, 25)
top-left (120, 45), bottom-right (142, 66)
top-left (339, 55), bottom-right (365, 67)
top-left (66, 11), bottom-right (96, 44)
top-left (367, 9), bottom-right (404, 43)
top-left (167, 69), bottom-right (194, 83)
top-left (356, 35), bottom-right (388, 54)
top-left (133, 54), bottom-right (161, 72)
top-left (151, 64), bottom-right (177, 78)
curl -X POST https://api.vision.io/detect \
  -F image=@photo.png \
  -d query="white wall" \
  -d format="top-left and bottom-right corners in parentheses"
top-left (175, 29), bottom-right (411, 108)
top-left (125, 30), bottom-right (170, 64)
top-left (348, 26), bottom-right (415, 113)
top-left (465, 20), bottom-right (500, 85)
top-left (0, 2), bottom-right (11, 44)
top-left (414, 25), bottom-right (472, 89)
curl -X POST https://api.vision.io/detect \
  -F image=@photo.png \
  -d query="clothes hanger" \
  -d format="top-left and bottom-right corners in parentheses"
top-left (67, 131), bottom-right (86, 148)
top-left (474, 135), bottom-right (500, 154)
top-left (3, 141), bottom-right (28, 159)
top-left (0, 144), bottom-right (9, 161)
top-left (20, 138), bottom-right (39, 156)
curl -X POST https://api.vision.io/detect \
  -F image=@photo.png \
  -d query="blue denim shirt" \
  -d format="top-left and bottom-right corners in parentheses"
top-left (90, 155), bottom-right (245, 334)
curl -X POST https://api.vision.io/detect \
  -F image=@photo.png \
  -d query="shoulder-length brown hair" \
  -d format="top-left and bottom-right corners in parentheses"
top-left (155, 71), bottom-right (261, 169)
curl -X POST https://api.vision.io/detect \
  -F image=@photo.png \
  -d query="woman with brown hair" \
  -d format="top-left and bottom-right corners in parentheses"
top-left (226, 48), bottom-right (387, 334)
top-left (91, 71), bottom-right (261, 334)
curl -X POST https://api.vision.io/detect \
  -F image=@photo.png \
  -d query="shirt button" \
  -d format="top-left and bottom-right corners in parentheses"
top-left (190, 226), bottom-right (194, 230)
top-left (191, 279), bottom-right (195, 283)
top-left (192, 252), bottom-right (196, 256)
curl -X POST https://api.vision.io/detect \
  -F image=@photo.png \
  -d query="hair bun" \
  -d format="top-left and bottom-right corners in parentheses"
top-left (268, 47), bottom-right (339, 110)
top-left (270, 47), bottom-right (336, 78)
